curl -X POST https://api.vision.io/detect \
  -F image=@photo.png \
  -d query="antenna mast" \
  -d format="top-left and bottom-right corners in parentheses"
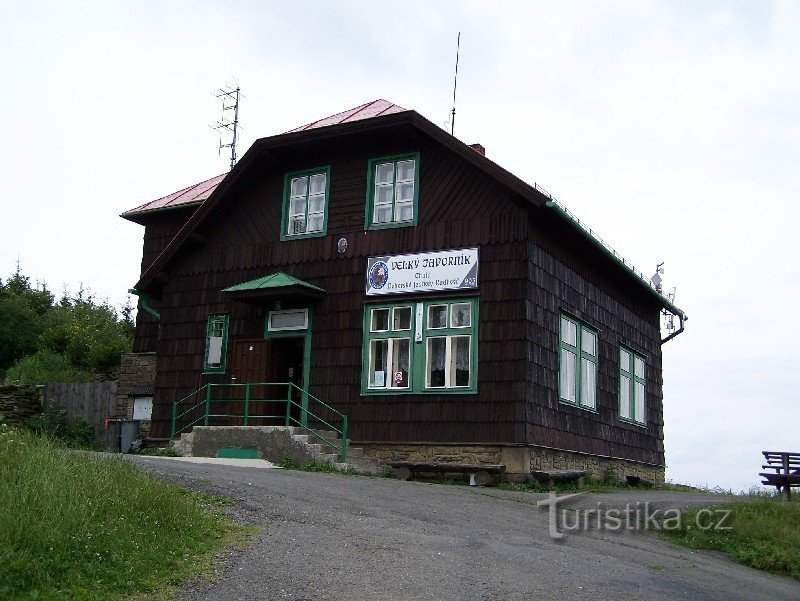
top-left (450, 32), bottom-right (461, 136)
top-left (214, 86), bottom-right (241, 170)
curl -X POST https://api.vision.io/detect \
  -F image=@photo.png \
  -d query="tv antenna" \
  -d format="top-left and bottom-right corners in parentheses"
top-left (213, 86), bottom-right (241, 170)
top-left (450, 32), bottom-right (461, 136)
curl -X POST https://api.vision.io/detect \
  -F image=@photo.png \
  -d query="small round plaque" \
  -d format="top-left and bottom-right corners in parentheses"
top-left (337, 237), bottom-right (348, 254)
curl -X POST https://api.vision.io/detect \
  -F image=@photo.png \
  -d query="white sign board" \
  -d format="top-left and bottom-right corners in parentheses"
top-left (366, 247), bottom-right (479, 296)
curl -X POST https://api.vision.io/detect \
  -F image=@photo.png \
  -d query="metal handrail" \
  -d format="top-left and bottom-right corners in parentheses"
top-left (170, 382), bottom-right (348, 462)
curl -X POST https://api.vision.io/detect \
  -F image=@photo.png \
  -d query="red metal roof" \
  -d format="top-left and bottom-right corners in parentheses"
top-left (121, 172), bottom-right (226, 219)
top-left (123, 100), bottom-right (407, 219)
top-left (286, 99), bottom-right (407, 132)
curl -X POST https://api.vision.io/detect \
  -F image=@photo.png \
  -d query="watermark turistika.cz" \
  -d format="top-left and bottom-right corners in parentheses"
top-left (536, 492), bottom-right (733, 540)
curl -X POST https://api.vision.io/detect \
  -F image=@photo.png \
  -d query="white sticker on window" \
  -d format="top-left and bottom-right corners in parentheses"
top-left (207, 336), bottom-right (223, 365)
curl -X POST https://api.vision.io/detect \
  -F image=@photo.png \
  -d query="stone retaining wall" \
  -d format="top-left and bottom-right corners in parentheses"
top-left (0, 385), bottom-right (42, 426)
top-left (116, 353), bottom-right (156, 437)
top-left (360, 443), bottom-right (665, 485)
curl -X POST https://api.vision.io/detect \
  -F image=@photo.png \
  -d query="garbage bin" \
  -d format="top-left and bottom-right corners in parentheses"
top-left (120, 420), bottom-right (141, 454)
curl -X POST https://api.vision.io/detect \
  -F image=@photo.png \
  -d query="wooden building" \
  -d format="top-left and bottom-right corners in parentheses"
top-left (121, 100), bottom-right (686, 482)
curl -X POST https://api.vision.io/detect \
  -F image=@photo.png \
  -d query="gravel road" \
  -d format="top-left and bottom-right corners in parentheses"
top-left (127, 456), bottom-right (800, 601)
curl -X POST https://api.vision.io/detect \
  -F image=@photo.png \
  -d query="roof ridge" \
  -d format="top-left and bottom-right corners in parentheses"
top-left (285, 99), bottom-right (406, 133)
top-left (346, 99), bottom-right (381, 121)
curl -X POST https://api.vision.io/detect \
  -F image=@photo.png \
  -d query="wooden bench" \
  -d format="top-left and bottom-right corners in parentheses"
top-left (760, 451), bottom-right (800, 501)
top-left (390, 461), bottom-right (506, 486)
top-left (530, 469), bottom-right (587, 489)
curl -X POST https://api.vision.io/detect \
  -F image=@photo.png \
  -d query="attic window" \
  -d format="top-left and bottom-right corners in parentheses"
top-left (281, 166), bottom-right (330, 241)
top-left (365, 153), bottom-right (419, 230)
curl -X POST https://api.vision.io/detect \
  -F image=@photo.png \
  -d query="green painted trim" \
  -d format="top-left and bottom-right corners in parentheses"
top-left (545, 201), bottom-right (687, 320)
top-left (218, 447), bottom-right (259, 459)
top-left (360, 297), bottom-right (478, 396)
top-left (203, 314), bottom-right (229, 374)
top-left (364, 152), bottom-right (420, 231)
top-left (280, 165), bottom-right (331, 241)
top-left (264, 307), bottom-right (313, 427)
top-left (557, 312), bottom-right (598, 412)
top-left (618, 345), bottom-right (647, 427)
top-left (128, 288), bottom-right (160, 320)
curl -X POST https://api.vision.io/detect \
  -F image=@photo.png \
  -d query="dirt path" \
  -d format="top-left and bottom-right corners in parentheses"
top-left (128, 456), bottom-right (800, 601)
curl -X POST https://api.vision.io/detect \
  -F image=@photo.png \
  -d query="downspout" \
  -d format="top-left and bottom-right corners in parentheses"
top-left (661, 312), bottom-right (685, 345)
top-left (128, 288), bottom-right (161, 320)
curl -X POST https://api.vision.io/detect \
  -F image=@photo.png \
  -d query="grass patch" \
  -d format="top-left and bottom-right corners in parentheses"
top-left (0, 425), bottom-right (249, 600)
top-left (140, 446), bottom-right (181, 457)
top-left (662, 496), bottom-right (800, 581)
top-left (277, 457), bottom-right (356, 475)
top-left (497, 470), bottom-right (632, 494)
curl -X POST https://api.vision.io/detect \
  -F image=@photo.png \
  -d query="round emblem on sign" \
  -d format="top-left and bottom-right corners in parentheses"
top-left (368, 261), bottom-right (389, 289)
top-left (337, 237), bottom-right (348, 254)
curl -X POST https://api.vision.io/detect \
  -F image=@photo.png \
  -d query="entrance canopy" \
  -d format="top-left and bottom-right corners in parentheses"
top-left (221, 272), bottom-right (326, 303)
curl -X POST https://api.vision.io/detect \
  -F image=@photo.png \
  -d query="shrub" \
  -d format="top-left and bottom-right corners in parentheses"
top-left (25, 403), bottom-right (96, 448)
top-left (4, 349), bottom-right (92, 386)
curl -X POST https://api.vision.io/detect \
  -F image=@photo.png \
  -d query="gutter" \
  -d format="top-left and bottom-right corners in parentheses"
top-left (544, 200), bottom-right (688, 341)
top-left (128, 288), bottom-right (161, 320)
top-left (660, 312), bottom-right (685, 344)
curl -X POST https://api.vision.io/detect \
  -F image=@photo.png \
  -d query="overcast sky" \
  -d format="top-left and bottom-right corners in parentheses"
top-left (1, 1), bottom-right (797, 491)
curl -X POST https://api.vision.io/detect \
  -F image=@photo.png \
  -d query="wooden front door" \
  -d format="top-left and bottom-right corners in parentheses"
top-left (230, 339), bottom-right (280, 425)
top-left (231, 339), bottom-right (277, 384)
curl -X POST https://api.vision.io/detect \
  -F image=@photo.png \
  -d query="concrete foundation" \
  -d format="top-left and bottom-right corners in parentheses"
top-left (359, 443), bottom-right (665, 485)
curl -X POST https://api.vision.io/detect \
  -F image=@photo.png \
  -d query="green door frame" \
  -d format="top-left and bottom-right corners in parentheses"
top-left (263, 307), bottom-right (312, 427)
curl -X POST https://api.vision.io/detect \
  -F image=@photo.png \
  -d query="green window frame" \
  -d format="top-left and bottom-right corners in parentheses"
top-left (203, 314), bottom-right (229, 374)
top-left (280, 166), bottom-right (331, 240)
top-left (364, 152), bottom-right (419, 230)
top-left (361, 297), bottom-right (478, 395)
top-left (558, 313), bottom-right (598, 411)
top-left (619, 346), bottom-right (646, 426)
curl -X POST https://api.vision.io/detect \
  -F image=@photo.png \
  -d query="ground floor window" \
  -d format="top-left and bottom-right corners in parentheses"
top-left (619, 347), bottom-right (646, 425)
top-left (361, 298), bottom-right (478, 394)
top-left (558, 313), bottom-right (597, 410)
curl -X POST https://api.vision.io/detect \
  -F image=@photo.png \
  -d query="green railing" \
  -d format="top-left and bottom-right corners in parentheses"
top-left (170, 382), bottom-right (348, 462)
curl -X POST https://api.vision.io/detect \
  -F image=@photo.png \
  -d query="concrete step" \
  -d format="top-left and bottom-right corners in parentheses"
top-left (344, 446), bottom-right (364, 458)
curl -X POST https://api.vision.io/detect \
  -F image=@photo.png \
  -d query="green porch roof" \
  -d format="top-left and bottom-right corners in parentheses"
top-left (221, 272), bottom-right (325, 302)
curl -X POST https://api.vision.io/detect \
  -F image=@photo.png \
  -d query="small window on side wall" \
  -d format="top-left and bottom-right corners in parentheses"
top-left (204, 314), bottom-right (229, 373)
top-left (281, 167), bottom-right (330, 240)
top-left (619, 347), bottom-right (646, 425)
top-left (366, 153), bottom-right (419, 229)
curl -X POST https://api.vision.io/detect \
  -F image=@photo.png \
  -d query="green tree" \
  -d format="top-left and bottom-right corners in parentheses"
top-left (1, 267), bottom-right (133, 384)
top-left (0, 268), bottom-right (53, 372)
top-left (39, 289), bottom-right (133, 375)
